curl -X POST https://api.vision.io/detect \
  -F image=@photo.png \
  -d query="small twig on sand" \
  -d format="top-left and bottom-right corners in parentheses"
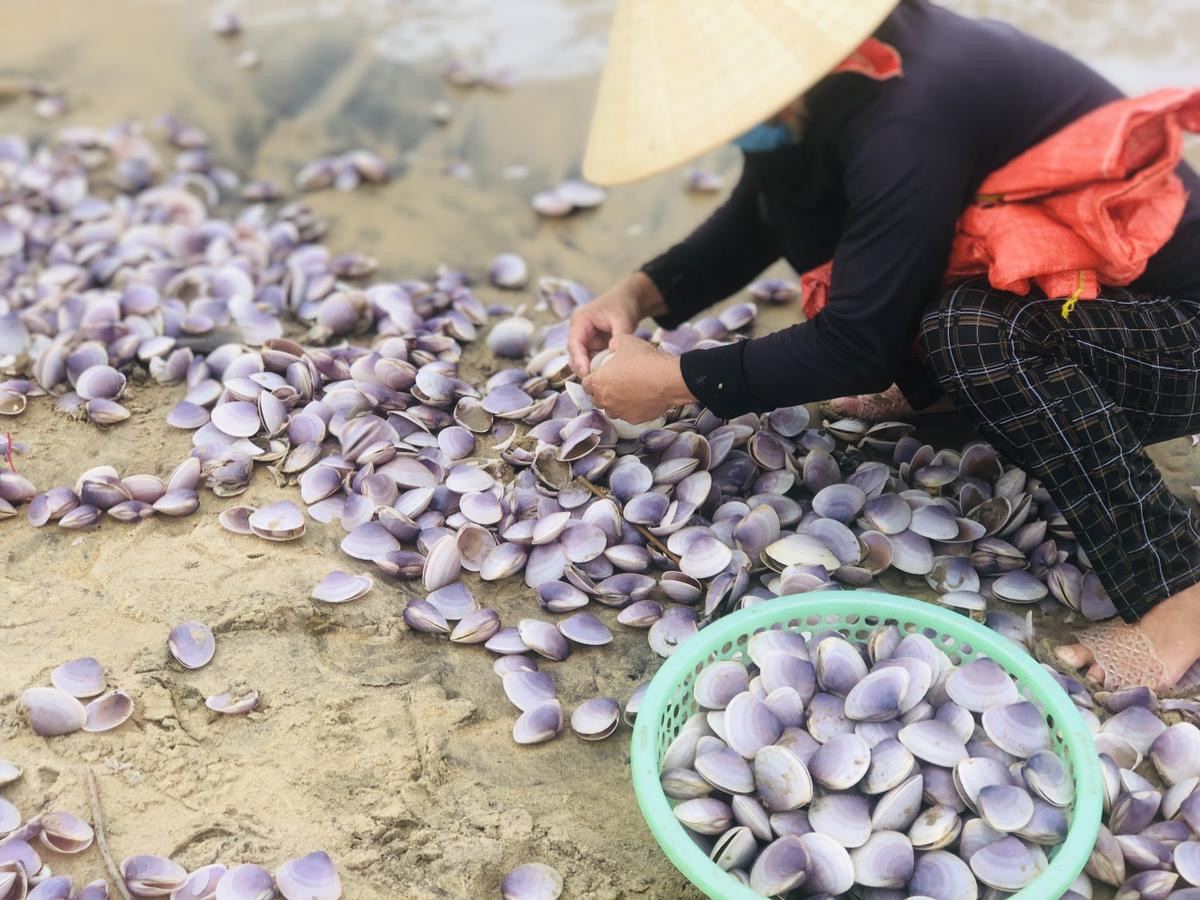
top-left (87, 768), bottom-right (133, 900)
top-left (578, 477), bottom-right (681, 565)
top-left (4, 432), bottom-right (14, 473)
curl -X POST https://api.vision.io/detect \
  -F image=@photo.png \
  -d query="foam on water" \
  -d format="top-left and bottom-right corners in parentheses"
top-left (230, 0), bottom-right (1199, 94)
top-left (240, 0), bottom-right (1198, 93)
top-left (945, 0), bottom-right (1200, 95)
top-left (240, 0), bottom-right (612, 82)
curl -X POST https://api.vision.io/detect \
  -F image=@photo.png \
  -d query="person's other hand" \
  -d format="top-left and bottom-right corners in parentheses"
top-left (567, 272), bottom-right (664, 376)
top-left (581, 334), bottom-right (695, 423)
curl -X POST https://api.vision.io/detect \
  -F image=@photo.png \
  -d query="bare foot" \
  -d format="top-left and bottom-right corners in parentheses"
top-left (1056, 581), bottom-right (1200, 690)
top-left (821, 384), bottom-right (954, 423)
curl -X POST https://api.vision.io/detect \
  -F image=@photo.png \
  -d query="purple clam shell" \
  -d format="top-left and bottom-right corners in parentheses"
top-left (754, 745), bottom-right (813, 812)
top-left (341, 522), bottom-right (401, 560)
top-left (215, 863), bottom-right (276, 899)
top-left (122, 854), bottom-right (189, 895)
top-left (485, 627), bottom-right (530, 655)
top-left (20, 687), bottom-right (87, 736)
top-left (205, 690), bottom-right (259, 715)
top-left (450, 608), bottom-right (501, 644)
top-left (981, 701), bottom-right (1051, 758)
top-left (248, 500), bottom-right (305, 540)
top-left (570, 697), bottom-right (620, 741)
top-left (168, 621), bottom-right (217, 668)
top-left (513, 699), bottom-right (563, 745)
top-left (27, 875), bottom-right (73, 899)
top-left (693, 661), bottom-right (750, 710)
top-left (172, 864), bottom-right (228, 900)
top-left (517, 618), bottom-right (570, 661)
top-left (311, 571), bottom-right (374, 604)
top-left (500, 862), bottom-right (562, 900)
top-left (50, 656), bottom-right (105, 697)
top-left (210, 400), bottom-right (261, 438)
top-left (503, 670), bottom-right (556, 712)
top-left (556, 611), bottom-right (612, 646)
top-left (808, 733), bottom-right (871, 791)
top-left (749, 835), bottom-right (809, 896)
top-left (166, 401), bottom-right (210, 429)
top-left (850, 829), bottom-right (914, 889)
top-left (969, 835), bottom-right (1037, 891)
top-left (403, 599), bottom-right (450, 634)
top-left (75, 364), bottom-right (126, 401)
top-left (37, 809), bottom-right (94, 854)
top-left (424, 582), bottom-right (477, 620)
top-left (83, 690), bottom-right (134, 732)
top-left (723, 692), bottom-right (783, 759)
top-left (275, 851), bottom-right (342, 900)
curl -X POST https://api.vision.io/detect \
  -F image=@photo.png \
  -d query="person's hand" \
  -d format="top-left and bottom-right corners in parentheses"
top-left (582, 334), bottom-right (695, 423)
top-left (568, 272), bottom-right (665, 376)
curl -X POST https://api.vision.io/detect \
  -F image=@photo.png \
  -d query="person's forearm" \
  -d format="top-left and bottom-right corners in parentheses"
top-left (627, 271), bottom-right (667, 319)
top-left (638, 169), bottom-right (783, 329)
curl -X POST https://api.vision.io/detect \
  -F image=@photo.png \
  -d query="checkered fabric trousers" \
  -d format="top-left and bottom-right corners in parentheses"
top-left (899, 278), bottom-right (1200, 622)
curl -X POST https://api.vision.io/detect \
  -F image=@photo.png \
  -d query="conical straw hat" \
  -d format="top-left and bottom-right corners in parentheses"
top-left (583, 0), bottom-right (900, 186)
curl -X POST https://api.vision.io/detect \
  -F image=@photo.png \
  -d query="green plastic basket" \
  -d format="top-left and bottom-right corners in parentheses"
top-left (630, 591), bottom-right (1103, 900)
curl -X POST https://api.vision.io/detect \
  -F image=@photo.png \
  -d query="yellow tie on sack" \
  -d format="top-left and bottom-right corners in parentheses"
top-left (1060, 270), bottom-right (1087, 319)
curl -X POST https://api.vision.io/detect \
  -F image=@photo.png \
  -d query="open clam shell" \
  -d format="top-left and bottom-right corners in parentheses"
top-left (500, 862), bottom-right (562, 900)
top-left (215, 862), bottom-right (276, 899)
top-left (38, 810), bottom-right (94, 854)
top-left (247, 501), bottom-right (305, 541)
top-left (274, 851), bottom-right (341, 900)
top-left (311, 572), bottom-right (373, 604)
top-left (205, 690), bottom-right (259, 715)
top-left (83, 690), bottom-right (134, 732)
top-left (168, 621), bottom-right (216, 668)
top-left (50, 657), bottom-right (105, 698)
top-left (172, 863), bottom-right (228, 900)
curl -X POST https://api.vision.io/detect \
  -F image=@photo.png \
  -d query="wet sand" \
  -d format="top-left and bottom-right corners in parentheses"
top-left (2, 1), bottom-right (1199, 897)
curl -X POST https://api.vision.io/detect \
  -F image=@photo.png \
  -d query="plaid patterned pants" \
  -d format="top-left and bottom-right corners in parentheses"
top-left (900, 278), bottom-right (1200, 622)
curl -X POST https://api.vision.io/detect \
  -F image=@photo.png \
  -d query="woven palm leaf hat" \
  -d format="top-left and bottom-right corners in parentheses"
top-left (583, 0), bottom-right (900, 186)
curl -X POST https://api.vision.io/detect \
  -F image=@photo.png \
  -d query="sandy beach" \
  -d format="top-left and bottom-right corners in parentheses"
top-left (3, 1), bottom-right (1200, 897)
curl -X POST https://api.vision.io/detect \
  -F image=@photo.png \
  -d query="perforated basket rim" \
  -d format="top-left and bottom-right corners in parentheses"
top-left (629, 591), bottom-right (1103, 900)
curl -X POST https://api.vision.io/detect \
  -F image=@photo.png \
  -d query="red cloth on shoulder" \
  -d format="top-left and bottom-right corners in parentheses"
top-left (801, 87), bottom-right (1200, 321)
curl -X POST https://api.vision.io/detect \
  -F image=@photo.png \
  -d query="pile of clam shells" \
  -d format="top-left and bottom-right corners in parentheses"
top-left (661, 627), bottom-right (1072, 896)
top-left (0, 764), bottom-right (344, 900)
top-left (18, 658), bottom-right (133, 737)
top-left (663, 630), bottom-right (1200, 899)
top-left (4, 113), bottom-right (1200, 898)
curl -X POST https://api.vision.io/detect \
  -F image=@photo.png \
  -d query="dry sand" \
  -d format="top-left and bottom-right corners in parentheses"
top-left (2, 2), bottom-right (1199, 898)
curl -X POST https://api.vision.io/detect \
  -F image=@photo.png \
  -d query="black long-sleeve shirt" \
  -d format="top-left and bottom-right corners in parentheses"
top-left (642, 0), bottom-right (1200, 418)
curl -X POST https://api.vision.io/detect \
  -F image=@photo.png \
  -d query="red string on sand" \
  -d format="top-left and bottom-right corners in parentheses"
top-left (4, 432), bottom-right (14, 473)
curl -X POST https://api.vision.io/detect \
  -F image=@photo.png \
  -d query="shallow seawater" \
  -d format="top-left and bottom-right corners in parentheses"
top-left (1, 2), bottom-right (1198, 898)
